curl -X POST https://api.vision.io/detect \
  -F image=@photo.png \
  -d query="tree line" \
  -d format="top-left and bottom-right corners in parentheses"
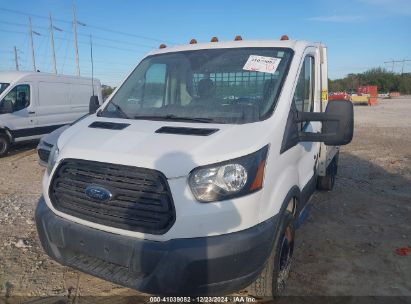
top-left (329, 68), bottom-right (411, 94)
top-left (102, 85), bottom-right (116, 100)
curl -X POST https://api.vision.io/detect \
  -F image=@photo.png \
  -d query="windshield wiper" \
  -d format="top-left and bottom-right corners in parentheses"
top-left (133, 114), bottom-right (214, 123)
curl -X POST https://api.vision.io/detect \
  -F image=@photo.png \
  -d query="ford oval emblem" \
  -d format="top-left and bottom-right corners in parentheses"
top-left (85, 185), bottom-right (112, 202)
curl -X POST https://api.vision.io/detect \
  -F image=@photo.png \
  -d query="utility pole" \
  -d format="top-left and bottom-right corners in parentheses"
top-left (72, 5), bottom-right (80, 76)
top-left (49, 12), bottom-right (57, 74)
top-left (90, 35), bottom-right (95, 95)
top-left (14, 46), bottom-right (19, 71)
top-left (28, 17), bottom-right (41, 72)
top-left (29, 17), bottom-right (36, 72)
top-left (400, 59), bottom-right (411, 75)
top-left (384, 59), bottom-right (411, 74)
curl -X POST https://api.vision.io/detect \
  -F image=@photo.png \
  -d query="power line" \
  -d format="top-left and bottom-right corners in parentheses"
top-left (384, 59), bottom-right (411, 74)
top-left (0, 29), bottom-right (27, 35)
top-left (0, 7), bottom-right (70, 24)
top-left (0, 7), bottom-right (156, 82)
top-left (0, 29), bottom-right (150, 54)
top-left (0, 7), bottom-right (176, 44)
top-left (0, 20), bottom-right (156, 49)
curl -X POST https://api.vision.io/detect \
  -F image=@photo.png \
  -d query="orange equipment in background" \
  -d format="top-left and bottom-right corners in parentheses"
top-left (358, 86), bottom-right (378, 106)
top-left (328, 92), bottom-right (350, 101)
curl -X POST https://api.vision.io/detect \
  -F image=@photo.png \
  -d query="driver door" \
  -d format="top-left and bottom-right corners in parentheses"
top-left (0, 83), bottom-right (36, 140)
top-left (293, 52), bottom-right (321, 190)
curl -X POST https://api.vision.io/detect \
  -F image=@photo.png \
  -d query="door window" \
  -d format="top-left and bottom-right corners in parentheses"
top-left (0, 83), bottom-right (9, 95)
top-left (1, 84), bottom-right (30, 112)
top-left (293, 56), bottom-right (315, 129)
top-left (143, 64), bottom-right (167, 107)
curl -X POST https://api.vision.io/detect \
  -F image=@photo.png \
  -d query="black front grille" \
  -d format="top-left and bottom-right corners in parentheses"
top-left (38, 149), bottom-right (51, 163)
top-left (49, 159), bottom-right (175, 234)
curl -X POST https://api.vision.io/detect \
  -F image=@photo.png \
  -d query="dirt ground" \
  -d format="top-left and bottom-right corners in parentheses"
top-left (0, 97), bottom-right (410, 300)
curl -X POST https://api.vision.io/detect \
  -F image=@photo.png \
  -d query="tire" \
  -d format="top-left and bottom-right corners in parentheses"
top-left (0, 134), bottom-right (10, 157)
top-left (247, 211), bottom-right (295, 297)
top-left (317, 152), bottom-right (339, 191)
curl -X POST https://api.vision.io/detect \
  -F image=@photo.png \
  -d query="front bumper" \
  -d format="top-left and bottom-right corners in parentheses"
top-left (36, 196), bottom-right (278, 296)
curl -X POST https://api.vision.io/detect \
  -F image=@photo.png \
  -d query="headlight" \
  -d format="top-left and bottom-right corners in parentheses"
top-left (189, 145), bottom-right (269, 202)
top-left (46, 145), bottom-right (59, 175)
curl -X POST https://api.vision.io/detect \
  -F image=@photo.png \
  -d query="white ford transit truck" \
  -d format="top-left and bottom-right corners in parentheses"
top-left (35, 36), bottom-right (353, 297)
top-left (0, 72), bottom-right (102, 156)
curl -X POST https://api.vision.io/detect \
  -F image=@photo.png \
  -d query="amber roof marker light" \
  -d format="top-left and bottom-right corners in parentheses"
top-left (210, 37), bottom-right (219, 42)
top-left (159, 44), bottom-right (167, 49)
top-left (189, 39), bottom-right (198, 44)
top-left (234, 35), bottom-right (243, 41)
top-left (280, 35), bottom-right (289, 41)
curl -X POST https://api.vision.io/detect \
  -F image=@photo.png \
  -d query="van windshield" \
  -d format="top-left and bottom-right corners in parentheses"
top-left (0, 83), bottom-right (10, 95)
top-left (100, 48), bottom-right (293, 124)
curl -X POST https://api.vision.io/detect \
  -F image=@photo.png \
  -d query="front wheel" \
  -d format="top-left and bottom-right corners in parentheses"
top-left (0, 134), bottom-right (10, 157)
top-left (246, 211), bottom-right (295, 297)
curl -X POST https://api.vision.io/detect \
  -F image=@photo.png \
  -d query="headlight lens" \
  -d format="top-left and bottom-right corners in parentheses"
top-left (46, 145), bottom-right (59, 175)
top-left (189, 145), bottom-right (269, 202)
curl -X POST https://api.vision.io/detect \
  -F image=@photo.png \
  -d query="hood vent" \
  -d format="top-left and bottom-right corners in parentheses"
top-left (155, 126), bottom-right (219, 136)
top-left (89, 121), bottom-right (130, 130)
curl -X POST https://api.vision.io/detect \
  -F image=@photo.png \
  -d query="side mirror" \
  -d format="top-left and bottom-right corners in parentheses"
top-left (297, 100), bottom-right (354, 145)
top-left (89, 95), bottom-right (100, 114)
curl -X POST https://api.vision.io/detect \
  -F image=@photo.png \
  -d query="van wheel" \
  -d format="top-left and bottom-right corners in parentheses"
top-left (317, 152), bottom-right (339, 191)
top-left (246, 211), bottom-right (295, 297)
top-left (0, 134), bottom-right (10, 157)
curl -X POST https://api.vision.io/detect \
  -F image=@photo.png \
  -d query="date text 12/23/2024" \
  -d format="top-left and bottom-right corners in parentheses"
top-left (149, 296), bottom-right (257, 302)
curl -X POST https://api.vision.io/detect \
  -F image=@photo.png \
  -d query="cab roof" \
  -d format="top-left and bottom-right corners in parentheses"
top-left (147, 39), bottom-right (323, 57)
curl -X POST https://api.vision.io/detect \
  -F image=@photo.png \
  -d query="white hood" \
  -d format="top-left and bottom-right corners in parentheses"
top-left (56, 115), bottom-right (271, 178)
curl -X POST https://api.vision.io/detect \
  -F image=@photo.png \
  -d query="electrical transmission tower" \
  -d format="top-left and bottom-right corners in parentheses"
top-left (384, 59), bottom-right (411, 74)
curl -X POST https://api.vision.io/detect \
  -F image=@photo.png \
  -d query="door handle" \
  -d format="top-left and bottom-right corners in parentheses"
top-left (28, 111), bottom-right (35, 114)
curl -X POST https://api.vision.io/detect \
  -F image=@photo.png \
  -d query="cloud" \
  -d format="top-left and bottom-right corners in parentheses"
top-left (308, 15), bottom-right (365, 23)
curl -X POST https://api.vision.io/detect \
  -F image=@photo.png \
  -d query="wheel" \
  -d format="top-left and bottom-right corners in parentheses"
top-left (247, 211), bottom-right (295, 297)
top-left (317, 152), bottom-right (339, 191)
top-left (0, 134), bottom-right (10, 157)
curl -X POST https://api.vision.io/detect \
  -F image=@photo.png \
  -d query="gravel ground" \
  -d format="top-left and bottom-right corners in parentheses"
top-left (0, 97), bottom-right (410, 300)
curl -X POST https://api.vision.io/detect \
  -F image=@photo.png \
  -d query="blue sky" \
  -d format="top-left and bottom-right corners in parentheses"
top-left (0, 0), bottom-right (410, 86)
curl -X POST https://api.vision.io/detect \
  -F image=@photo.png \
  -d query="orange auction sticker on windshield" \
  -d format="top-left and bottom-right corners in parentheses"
top-left (243, 55), bottom-right (281, 74)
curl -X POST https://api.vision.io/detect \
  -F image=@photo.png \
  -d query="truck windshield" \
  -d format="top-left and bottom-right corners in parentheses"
top-left (100, 48), bottom-right (293, 124)
top-left (0, 83), bottom-right (10, 95)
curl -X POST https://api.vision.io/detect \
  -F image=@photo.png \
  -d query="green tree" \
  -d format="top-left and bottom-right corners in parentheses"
top-left (329, 68), bottom-right (411, 94)
top-left (102, 85), bottom-right (116, 100)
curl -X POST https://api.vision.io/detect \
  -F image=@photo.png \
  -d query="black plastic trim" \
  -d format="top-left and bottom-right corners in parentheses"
top-left (299, 173), bottom-right (317, 213)
top-left (88, 121), bottom-right (130, 130)
top-left (36, 197), bottom-right (278, 296)
top-left (155, 126), bottom-right (219, 136)
top-left (10, 124), bottom-right (66, 138)
top-left (280, 105), bottom-right (299, 153)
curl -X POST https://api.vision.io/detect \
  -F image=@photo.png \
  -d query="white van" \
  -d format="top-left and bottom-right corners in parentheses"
top-left (35, 37), bottom-right (353, 297)
top-left (0, 71), bottom-right (102, 156)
